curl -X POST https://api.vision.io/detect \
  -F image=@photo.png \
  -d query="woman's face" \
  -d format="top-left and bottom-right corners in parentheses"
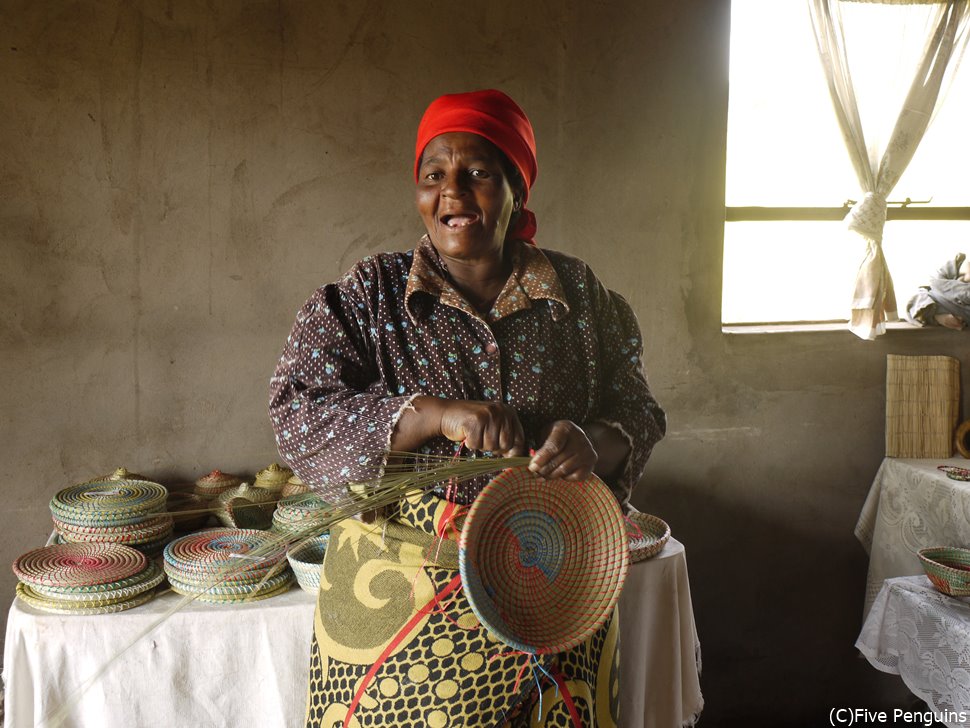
top-left (416, 132), bottom-right (517, 263)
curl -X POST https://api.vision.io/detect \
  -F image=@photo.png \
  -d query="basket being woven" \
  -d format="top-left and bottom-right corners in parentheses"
top-left (459, 467), bottom-right (629, 655)
top-left (919, 546), bottom-right (970, 596)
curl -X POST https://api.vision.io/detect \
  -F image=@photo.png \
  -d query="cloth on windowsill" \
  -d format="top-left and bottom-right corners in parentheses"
top-left (904, 253), bottom-right (970, 328)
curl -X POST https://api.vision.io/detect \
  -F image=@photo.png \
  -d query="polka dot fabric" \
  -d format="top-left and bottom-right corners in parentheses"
top-left (269, 236), bottom-right (665, 507)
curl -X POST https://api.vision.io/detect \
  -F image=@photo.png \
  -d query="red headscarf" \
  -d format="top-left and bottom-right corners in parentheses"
top-left (414, 89), bottom-right (538, 244)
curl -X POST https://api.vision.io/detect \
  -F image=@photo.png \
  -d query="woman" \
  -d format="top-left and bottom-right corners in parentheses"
top-left (270, 89), bottom-right (666, 728)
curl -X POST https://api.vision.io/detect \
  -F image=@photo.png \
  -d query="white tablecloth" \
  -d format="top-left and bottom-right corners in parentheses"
top-left (857, 576), bottom-right (970, 728)
top-left (3, 538), bottom-right (702, 728)
top-left (855, 457), bottom-right (970, 618)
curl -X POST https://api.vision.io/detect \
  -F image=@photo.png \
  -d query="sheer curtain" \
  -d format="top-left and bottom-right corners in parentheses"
top-left (808, 0), bottom-right (970, 340)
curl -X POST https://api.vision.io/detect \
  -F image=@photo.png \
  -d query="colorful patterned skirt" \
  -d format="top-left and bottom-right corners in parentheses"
top-left (304, 491), bottom-right (620, 728)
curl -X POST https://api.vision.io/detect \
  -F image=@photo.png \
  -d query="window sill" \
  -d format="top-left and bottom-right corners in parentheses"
top-left (721, 321), bottom-right (929, 335)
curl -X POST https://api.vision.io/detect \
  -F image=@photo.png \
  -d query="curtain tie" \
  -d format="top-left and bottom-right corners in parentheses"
top-left (846, 192), bottom-right (888, 243)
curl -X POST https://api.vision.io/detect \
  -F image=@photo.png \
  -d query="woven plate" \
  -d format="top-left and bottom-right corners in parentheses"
top-left (27, 562), bottom-right (165, 602)
top-left (626, 510), bottom-right (671, 562)
top-left (938, 465), bottom-right (970, 482)
top-left (163, 528), bottom-right (288, 586)
top-left (919, 546), bottom-right (970, 595)
top-left (166, 569), bottom-right (293, 597)
top-left (167, 575), bottom-right (294, 604)
top-left (16, 582), bottom-right (155, 615)
top-left (24, 560), bottom-right (162, 596)
top-left (13, 542), bottom-right (148, 588)
top-left (459, 467), bottom-right (629, 655)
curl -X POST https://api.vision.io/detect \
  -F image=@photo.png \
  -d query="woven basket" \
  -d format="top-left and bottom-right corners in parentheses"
top-left (886, 355), bottom-right (960, 458)
top-left (459, 467), bottom-right (629, 655)
top-left (919, 547), bottom-right (970, 596)
top-left (626, 509), bottom-right (671, 562)
top-left (286, 536), bottom-right (330, 594)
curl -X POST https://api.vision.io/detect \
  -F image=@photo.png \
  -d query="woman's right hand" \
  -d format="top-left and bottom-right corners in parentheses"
top-left (391, 396), bottom-right (526, 456)
top-left (437, 400), bottom-right (526, 456)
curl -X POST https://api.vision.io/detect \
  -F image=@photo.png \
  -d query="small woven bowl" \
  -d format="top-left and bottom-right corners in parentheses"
top-left (626, 510), bottom-right (671, 562)
top-left (286, 536), bottom-right (329, 594)
top-left (918, 546), bottom-right (970, 595)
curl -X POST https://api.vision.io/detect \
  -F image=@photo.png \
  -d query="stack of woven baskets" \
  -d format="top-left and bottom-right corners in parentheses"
top-left (13, 542), bottom-right (165, 614)
top-left (162, 528), bottom-right (293, 603)
top-left (50, 476), bottom-right (173, 556)
top-left (272, 493), bottom-right (332, 537)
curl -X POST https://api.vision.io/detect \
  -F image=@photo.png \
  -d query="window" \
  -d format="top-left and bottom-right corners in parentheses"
top-left (724, 0), bottom-right (970, 328)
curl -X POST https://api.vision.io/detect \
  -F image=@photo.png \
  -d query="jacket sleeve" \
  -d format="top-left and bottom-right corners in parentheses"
top-left (588, 271), bottom-right (667, 508)
top-left (268, 277), bottom-right (416, 501)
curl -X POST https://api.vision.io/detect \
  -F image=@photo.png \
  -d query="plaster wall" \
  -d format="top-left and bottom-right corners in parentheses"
top-left (2, 1), bottom-right (965, 724)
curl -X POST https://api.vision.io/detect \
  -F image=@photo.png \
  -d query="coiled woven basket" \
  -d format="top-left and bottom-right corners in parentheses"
top-left (459, 467), bottom-right (629, 655)
top-left (919, 546), bottom-right (970, 596)
top-left (286, 535), bottom-right (330, 594)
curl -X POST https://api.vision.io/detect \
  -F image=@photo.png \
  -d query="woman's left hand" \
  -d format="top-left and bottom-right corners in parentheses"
top-left (529, 420), bottom-right (598, 481)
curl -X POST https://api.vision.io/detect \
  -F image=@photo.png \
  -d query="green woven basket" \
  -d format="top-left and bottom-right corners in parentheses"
top-left (918, 547), bottom-right (970, 596)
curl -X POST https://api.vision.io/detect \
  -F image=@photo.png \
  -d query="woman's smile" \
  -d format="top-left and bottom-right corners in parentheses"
top-left (441, 213), bottom-right (480, 228)
top-left (416, 131), bottom-right (517, 262)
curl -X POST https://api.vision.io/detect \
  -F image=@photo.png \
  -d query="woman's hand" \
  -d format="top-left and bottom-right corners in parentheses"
top-left (390, 396), bottom-right (525, 456)
top-left (438, 400), bottom-right (526, 456)
top-left (529, 420), bottom-right (598, 481)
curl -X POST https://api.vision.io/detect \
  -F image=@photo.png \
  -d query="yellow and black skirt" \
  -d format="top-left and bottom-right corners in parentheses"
top-left (305, 491), bottom-right (620, 728)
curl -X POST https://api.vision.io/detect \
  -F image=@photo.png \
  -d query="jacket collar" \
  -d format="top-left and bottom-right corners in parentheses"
top-left (404, 236), bottom-right (570, 324)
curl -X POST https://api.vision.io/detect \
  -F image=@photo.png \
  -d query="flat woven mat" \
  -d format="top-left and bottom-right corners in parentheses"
top-left (13, 542), bottom-right (148, 588)
top-left (25, 562), bottom-right (165, 602)
top-left (16, 582), bottom-right (156, 615)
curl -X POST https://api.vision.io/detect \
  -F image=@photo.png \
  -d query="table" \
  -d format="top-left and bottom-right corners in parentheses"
top-left (857, 576), bottom-right (970, 728)
top-left (3, 538), bottom-right (702, 728)
top-left (856, 457), bottom-right (970, 618)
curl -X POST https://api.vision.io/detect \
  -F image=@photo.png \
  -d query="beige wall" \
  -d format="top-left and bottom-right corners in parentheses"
top-left (2, 1), bottom-right (962, 723)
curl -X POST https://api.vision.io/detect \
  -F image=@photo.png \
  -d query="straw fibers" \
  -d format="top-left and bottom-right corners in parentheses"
top-left (885, 354), bottom-right (960, 458)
